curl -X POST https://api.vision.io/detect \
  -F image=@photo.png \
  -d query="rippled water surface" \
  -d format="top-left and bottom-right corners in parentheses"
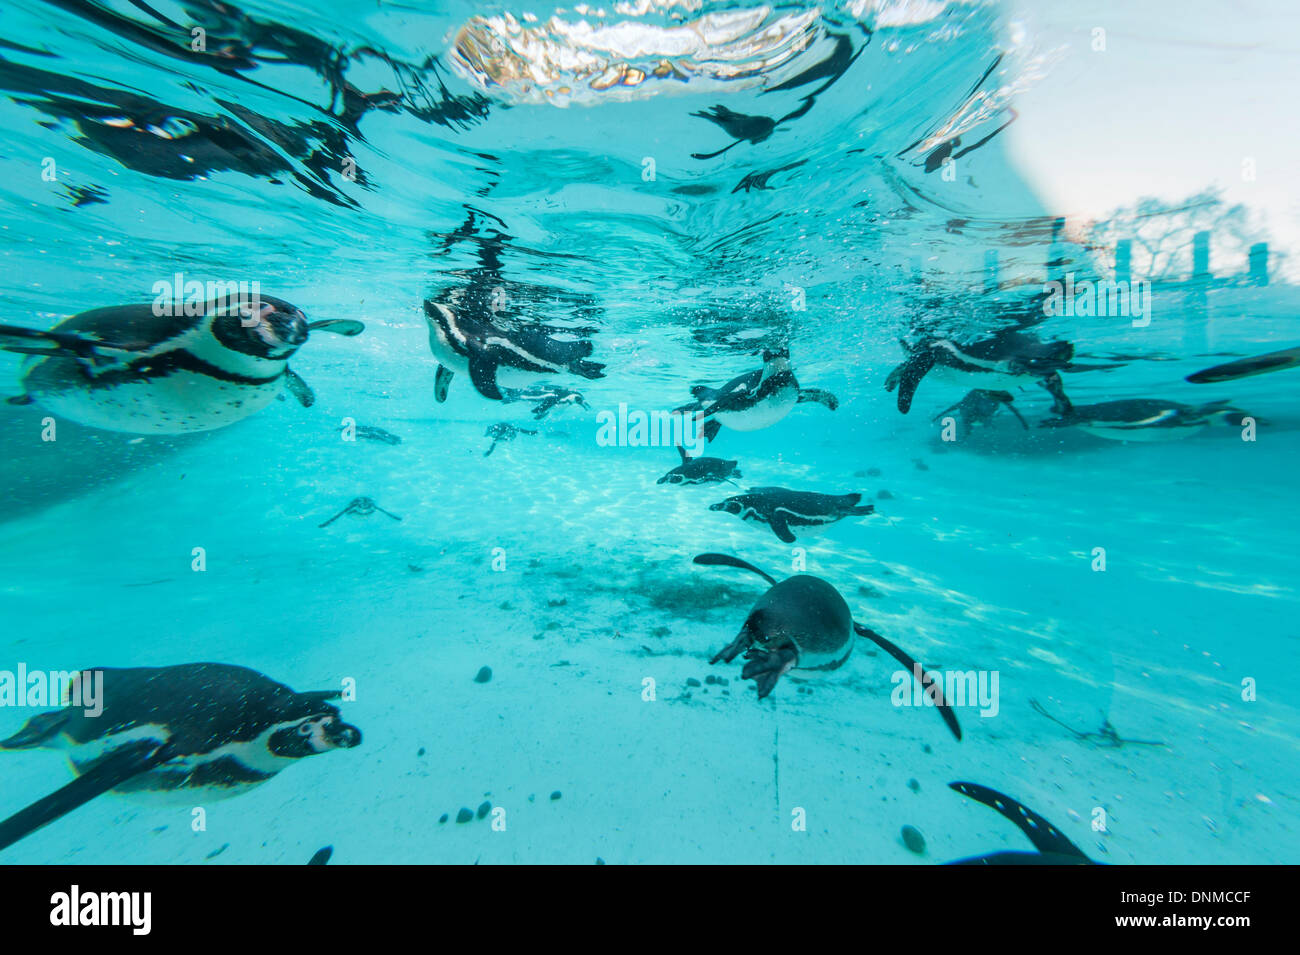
top-left (0, 0), bottom-right (1297, 865)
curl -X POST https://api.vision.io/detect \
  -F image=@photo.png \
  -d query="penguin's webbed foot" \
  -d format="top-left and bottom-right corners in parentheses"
top-left (740, 647), bottom-right (798, 699)
top-left (709, 630), bottom-right (753, 666)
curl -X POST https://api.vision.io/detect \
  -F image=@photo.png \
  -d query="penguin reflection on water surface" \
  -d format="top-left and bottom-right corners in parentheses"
top-left (0, 293), bottom-right (363, 434)
top-left (693, 554), bottom-right (961, 740)
top-left (0, 663), bottom-right (361, 853)
top-left (886, 329), bottom-right (1075, 415)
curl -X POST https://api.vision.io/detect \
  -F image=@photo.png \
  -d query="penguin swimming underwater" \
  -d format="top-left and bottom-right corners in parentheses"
top-left (694, 553), bottom-right (961, 740)
top-left (675, 349), bottom-right (838, 443)
top-left (709, 487), bottom-right (873, 544)
top-left (885, 329), bottom-right (1074, 415)
top-left (503, 383), bottom-right (590, 420)
top-left (1186, 345), bottom-right (1300, 383)
top-left (932, 389), bottom-right (1028, 431)
top-left (424, 300), bottom-right (605, 403)
top-left (483, 422), bottom-right (537, 456)
top-left (1040, 395), bottom-right (1251, 442)
top-left (0, 663), bottom-right (361, 853)
top-left (0, 293), bottom-right (363, 434)
top-left (318, 496), bottom-right (402, 527)
top-left (946, 782), bottom-right (1096, 864)
top-left (658, 445), bottom-right (741, 486)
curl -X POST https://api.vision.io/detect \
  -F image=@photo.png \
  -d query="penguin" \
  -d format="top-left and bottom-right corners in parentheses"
top-left (0, 663), bottom-right (361, 852)
top-left (423, 299), bottom-right (604, 403)
top-left (1040, 395), bottom-right (1251, 442)
top-left (709, 487), bottom-right (873, 544)
top-left (340, 423), bottom-right (402, 445)
top-left (519, 385), bottom-right (589, 420)
top-left (1186, 345), bottom-right (1300, 383)
top-left (932, 389), bottom-right (1028, 431)
top-left (885, 329), bottom-right (1074, 414)
top-left (483, 422), bottom-right (537, 456)
top-left (318, 496), bottom-right (402, 527)
top-left (675, 349), bottom-right (838, 443)
top-left (657, 445), bottom-right (741, 486)
top-left (694, 553), bottom-right (961, 740)
top-left (946, 782), bottom-right (1096, 865)
top-left (0, 293), bottom-right (363, 434)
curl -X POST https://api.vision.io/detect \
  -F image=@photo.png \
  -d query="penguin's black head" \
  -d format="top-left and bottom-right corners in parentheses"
top-left (269, 709), bottom-right (362, 759)
top-left (710, 500), bottom-right (743, 515)
top-left (761, 348), bottom-right (790, 363)
top-left (211, 295), bottom-right (310, 360)
top-left (658, 471), bottom-right (684, 485)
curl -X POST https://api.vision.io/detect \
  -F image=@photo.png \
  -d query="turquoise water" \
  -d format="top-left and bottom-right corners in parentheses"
top-left (0, 1), bottom-right (1297, 864)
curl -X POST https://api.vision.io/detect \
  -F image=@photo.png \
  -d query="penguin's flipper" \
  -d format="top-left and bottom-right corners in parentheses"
top-left (0, 739), bottom-right (173, 853)
top-left (285, 368), bottom-right (316, 408)
top-left (796, 388), bottom-right (839, 410)
top-left (0, 709), bottom-right (72, 749)
top-left (434, 364), bottom-right (454, 403)
top-left (677, 444), bottom-right (690, 463)
top-left (894, 350), bottom-right (937, 414)
top-left (484, 440), bottom-right (498, 457)
top-left (948, 781), bottom-right (1090, 861)
top-left (1186, 346), bottom-right (1300, 383)
top-left (0, 323), bottom-right (143, 370)
top-left (693, 552), bottom-right (778, 586)
top-left (1003, 401), bottom-right (1029, 430)
top-left (853, 623), bottom-right (962, 741)
top-left (308, 846), bottom-right (334, 865)
top-left (308, 319), bottom-right (365, 336)
top-left (768, 511), bottom-right (797, 544)
top-left (702, 419), bottom-right (723, 443)
top-left (467, 350), bottom-right (503, 400)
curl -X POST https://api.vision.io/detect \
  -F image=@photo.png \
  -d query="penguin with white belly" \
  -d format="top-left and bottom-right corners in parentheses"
top-left (675, 348), bottom-right (839, 442)
top-left (694, 554), bottom-right (961, 741)
top-left (0, 663), bottom-right (361, 853)
top-left (1040, 393), bottom-right (1252, 442)
top-left (0, 293), bottom-right (363, 434)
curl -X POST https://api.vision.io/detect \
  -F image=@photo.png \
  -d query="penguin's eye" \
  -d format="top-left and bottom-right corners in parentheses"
top-left (297, 721), bottom-right (315, 736)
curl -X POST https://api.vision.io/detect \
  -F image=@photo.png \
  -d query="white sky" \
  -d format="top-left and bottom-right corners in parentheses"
top-left (1005, 0), bottom-right (1300, 276)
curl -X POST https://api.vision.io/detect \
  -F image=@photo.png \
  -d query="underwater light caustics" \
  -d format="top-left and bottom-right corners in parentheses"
top-left (449, 4), bottom-right (829, 105)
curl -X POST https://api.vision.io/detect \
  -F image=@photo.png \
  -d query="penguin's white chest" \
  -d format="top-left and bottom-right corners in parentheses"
top-left (714, 382), bottom-right (799, 431)
top-left (32, 370), bottom-right (283, 434)
top-left (1076, 421), bottom-right (1204, 442)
